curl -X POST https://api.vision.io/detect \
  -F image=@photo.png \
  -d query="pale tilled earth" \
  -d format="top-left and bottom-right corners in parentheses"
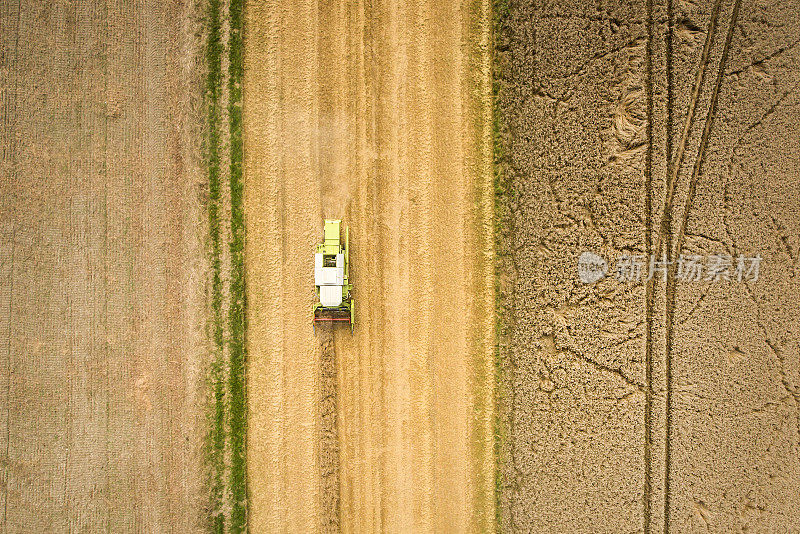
top-left (1, 0), bottom-right (209, 532)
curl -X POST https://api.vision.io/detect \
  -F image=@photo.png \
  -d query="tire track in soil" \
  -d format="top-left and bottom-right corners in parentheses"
top-left (671, 0), bottom-right (742, 263)
top-left (664, 0), bottom-right (723, 218)
top-left (662, 0), bottom-right (742, 530)
top-left (645, 0), bottom-right (732, 528)
top-left (643, 0), bottom-right (656, 531)
top-left (244, 0), bottom-right (495, 531)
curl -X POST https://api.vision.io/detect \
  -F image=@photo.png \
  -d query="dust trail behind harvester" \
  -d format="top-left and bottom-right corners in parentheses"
top-left (243, 0), bottom-right (495, 531)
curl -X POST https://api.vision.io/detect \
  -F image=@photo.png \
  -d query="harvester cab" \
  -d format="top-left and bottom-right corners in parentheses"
top-left (313, 219), bottom-right (354, 332)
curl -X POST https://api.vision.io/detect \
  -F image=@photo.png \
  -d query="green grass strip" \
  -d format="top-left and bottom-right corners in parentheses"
top-left (205, 0), bottom-right (226, 532)
top-left (227, 0), bottom-right (247, 531)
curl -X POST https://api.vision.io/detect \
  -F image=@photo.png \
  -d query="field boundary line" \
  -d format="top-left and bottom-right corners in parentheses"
top-left (643, 0), bottom-right (656, 530)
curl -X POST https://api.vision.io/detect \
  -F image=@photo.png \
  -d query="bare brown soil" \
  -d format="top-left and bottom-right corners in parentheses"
top-left (0, 1), bottom-right (210, 531)
top-left (243, 0), bottom-right (495, 531)
top-left (497, 0), bottom-right (800, 532)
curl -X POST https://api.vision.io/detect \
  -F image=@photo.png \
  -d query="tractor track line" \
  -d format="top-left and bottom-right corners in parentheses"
top-left (663, 0), bottom-right (742, 531)
top-left (656, 2), bottom-right (722, 529)
top-left (643, 0), bottom-right (655, 530)
top-left (101, 0), bottom-right (111, 526)
top-left (665, 0), bottom-right (723, 214)
top-left (665, 0), bottom-right (675, 213)
top-left (669, 0), bottom-right (743, 312)
top-left (659, 27), bottom-right (677, 525)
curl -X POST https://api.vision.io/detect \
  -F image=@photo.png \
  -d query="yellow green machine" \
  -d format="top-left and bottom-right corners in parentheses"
top-left (313, 219), bottom-right (353, 332)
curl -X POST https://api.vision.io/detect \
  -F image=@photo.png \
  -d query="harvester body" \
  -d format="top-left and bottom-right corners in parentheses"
top-left (314, 219), bottom-right (353, 331)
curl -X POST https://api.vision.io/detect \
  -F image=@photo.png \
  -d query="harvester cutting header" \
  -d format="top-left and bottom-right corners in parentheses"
top-left (313, 219), bottom-right (354, 332)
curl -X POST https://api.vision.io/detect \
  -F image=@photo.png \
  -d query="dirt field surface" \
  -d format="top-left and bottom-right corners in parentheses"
top-left (244, 0), bottom-right (495, 531)
top-left (497, 0), bottom-right (800, 532)
top-left (1, 1), bottom-right (210, 531)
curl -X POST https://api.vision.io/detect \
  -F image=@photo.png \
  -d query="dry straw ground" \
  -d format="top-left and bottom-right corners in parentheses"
top-left (243, 0), bottom-right (495, 531)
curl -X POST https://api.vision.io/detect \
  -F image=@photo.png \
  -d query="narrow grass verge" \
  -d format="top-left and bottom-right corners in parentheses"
top-left (227, 0), bottom-right (247, 531)
top-left (205, 0), bottom-right (226, 532)
top-left (205, 0), bottom-right (247, 531)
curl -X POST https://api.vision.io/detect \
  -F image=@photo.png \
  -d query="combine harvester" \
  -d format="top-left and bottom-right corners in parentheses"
top-left (313, 219), bottom-right (354, 332)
